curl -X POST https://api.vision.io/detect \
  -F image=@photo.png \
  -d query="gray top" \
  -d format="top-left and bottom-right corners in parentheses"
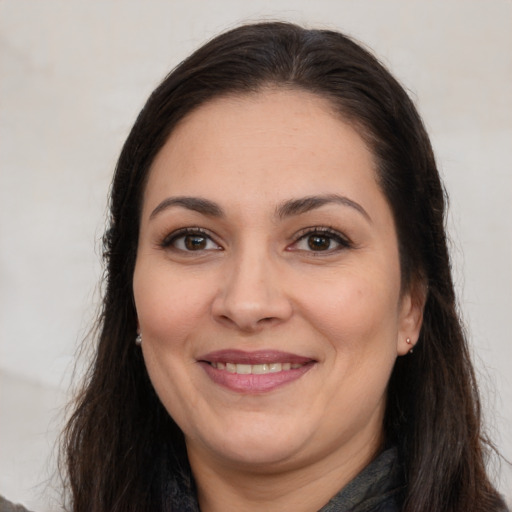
top-left (318, 447), bottom-right (403, 512)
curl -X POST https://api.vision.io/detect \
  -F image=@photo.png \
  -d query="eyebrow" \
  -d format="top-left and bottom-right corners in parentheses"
top-left (149, 193), bottom-right (371, 223)
top-left (276, 194), bottom-right (372, 223)
top-left (149, 196), bottom-right (224, 219)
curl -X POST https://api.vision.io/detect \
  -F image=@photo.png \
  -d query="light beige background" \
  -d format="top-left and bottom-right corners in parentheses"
top-left (1, 1), bottom-right (511, 509)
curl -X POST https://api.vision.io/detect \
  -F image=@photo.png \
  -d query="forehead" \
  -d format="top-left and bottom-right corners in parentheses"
top-left (146, 89), bottom-right (378, 198)
top-left (166, 88), bottom-right (369, 156)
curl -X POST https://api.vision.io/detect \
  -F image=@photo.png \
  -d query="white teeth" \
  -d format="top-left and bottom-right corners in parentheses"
top-left (252, 364), bottom-right (268, 374)
top-left (236, 364), bottom-right (252, 374)
top-left (211, 361), bottom-right (305, 374)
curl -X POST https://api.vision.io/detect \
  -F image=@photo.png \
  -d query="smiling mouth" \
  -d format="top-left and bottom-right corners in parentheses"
top-left (209, 362), bottom-right (306, 374)
top-left (198, 350), bottom-right (315, 393)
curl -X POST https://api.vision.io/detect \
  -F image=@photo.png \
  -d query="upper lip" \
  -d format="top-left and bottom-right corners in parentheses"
top-left (198, 349), bottom-right (314, 365)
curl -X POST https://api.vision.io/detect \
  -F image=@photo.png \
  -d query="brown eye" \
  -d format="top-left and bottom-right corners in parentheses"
top-left (162, 229), bottom-right (221, 252)
top-left (307, 234), bottom-right (332, 251)
top-left (291, 228), bottom-right (351, 254)
top-left (184, 234), bottom-right (207, 250)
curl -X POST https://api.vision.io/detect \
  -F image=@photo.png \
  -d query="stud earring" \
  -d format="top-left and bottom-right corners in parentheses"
top-left (135, 334), bottom-right (142, 346)
top-left (406, 337), bottom-right (413, 354)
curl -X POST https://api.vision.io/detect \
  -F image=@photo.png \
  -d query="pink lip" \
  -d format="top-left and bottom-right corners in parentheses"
top-left (198, 350), bottom-right (315, 394)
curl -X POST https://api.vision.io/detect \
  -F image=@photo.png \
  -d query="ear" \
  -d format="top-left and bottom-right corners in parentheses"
top-left (396, 281), bottom-right (426, 356)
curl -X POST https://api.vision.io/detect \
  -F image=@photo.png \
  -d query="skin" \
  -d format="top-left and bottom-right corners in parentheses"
top-left (133, 89), bottom-right (423, 512)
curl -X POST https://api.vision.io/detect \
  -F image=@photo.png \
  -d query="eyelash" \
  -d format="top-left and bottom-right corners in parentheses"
top-left (160, 226), bottom-right (352, 254)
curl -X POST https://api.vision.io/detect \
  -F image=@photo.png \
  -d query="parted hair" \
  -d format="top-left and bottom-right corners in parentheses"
top-left (62, 22), bottom-right (506, 511)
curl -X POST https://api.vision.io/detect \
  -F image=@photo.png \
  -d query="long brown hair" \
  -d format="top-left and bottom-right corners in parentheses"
top-left (62, 22), bottom-right (506, 511)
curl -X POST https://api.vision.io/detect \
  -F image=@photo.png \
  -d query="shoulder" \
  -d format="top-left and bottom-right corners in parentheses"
top-left (0, 496), bottom-right (33, 512)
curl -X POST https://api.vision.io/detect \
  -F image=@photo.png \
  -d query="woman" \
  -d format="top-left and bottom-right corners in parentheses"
top-left (59, 22), bottom-right (507, 511)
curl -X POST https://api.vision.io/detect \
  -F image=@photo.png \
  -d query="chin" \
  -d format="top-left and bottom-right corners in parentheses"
top-left (215, 440), bottom-right (303, 469)
top-left (198, 418), bottom-right (313, 468)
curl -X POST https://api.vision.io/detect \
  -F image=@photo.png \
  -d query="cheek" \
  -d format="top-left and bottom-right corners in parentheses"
top-left (303, 270), bottom-right (400, 420)
top-left (308, 275), bottom-right (399, 337)
top-left (133, 262), bottom-right (214, 348)
top-left (299, 266), bottom-right (401, 353)
top-left (133, 264), bottom-right (213, 419)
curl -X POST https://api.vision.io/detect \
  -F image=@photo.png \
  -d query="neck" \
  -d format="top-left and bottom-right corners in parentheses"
top-left (187, 431), bottom-right (383, 512)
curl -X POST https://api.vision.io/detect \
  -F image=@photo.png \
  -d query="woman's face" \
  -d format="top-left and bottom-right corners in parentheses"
top-left (133, 89), bottom-right (422, 475)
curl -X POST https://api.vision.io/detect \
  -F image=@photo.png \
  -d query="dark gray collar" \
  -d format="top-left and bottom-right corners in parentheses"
top-left (318, 447), bottom-right (404, 512)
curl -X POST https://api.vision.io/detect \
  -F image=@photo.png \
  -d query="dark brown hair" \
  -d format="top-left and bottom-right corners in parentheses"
top-left (62, 21), bottom-right (506, 511)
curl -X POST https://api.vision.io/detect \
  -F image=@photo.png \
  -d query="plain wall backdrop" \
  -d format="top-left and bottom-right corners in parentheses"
top-left (0, 0), bottom-right (510, 509)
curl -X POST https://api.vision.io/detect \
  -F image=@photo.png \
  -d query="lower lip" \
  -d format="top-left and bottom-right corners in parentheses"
top-left (199, 362), bottom-right (314, 393)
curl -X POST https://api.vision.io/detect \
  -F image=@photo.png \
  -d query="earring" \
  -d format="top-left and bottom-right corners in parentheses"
top-left (135, 334), bottom-right (142, 346)
top-left (406, 337), bottom-right (413, 354)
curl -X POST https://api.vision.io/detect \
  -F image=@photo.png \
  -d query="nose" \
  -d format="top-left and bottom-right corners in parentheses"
top-left (211, 247), bottom-right (293, 332)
